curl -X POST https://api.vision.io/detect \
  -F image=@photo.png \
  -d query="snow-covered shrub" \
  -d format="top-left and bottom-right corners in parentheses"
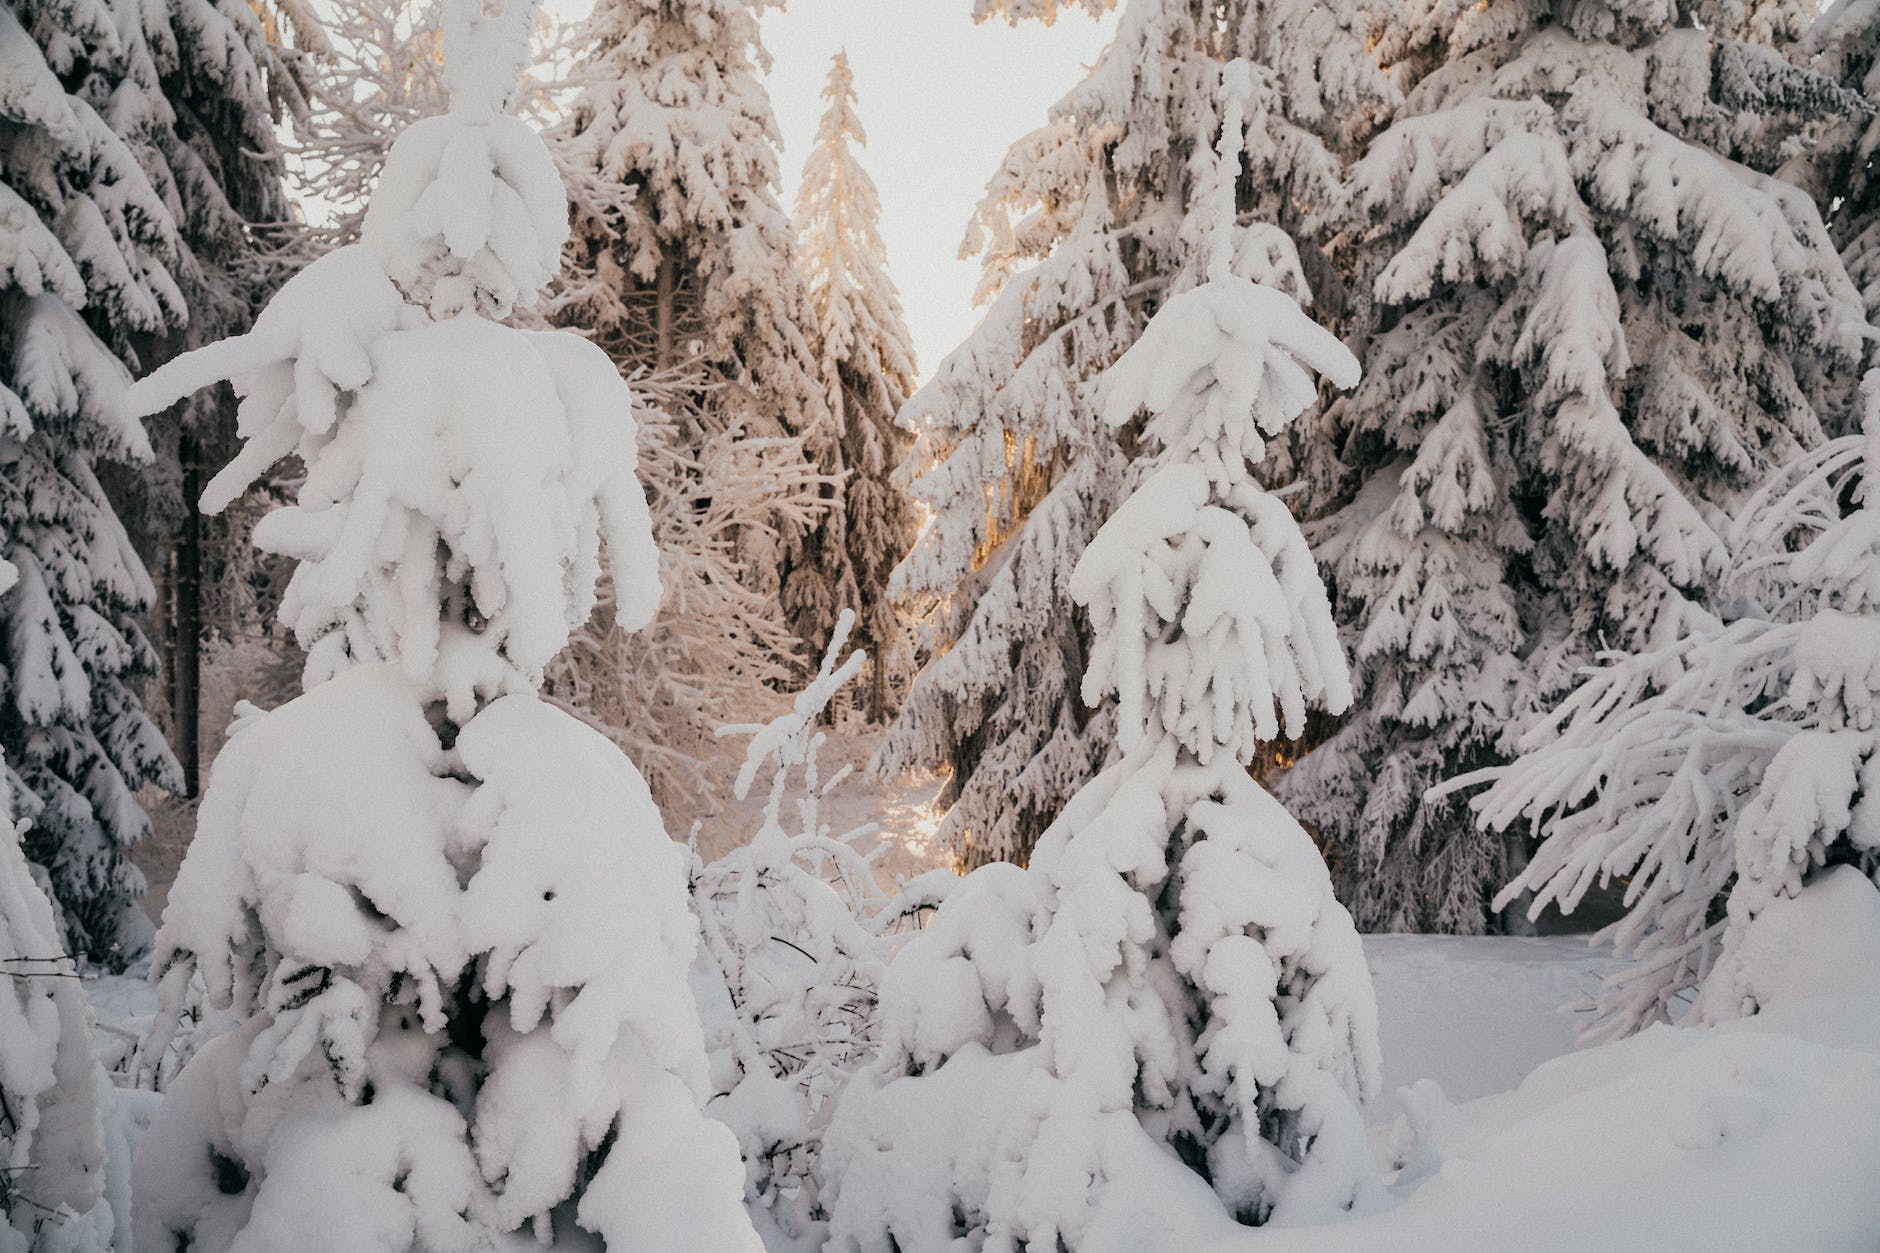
top-left (122, 3), bottom-right (757, 1247)
top-left (826, 100), bottom-right (1382, 1248)
top-left (1455, 368), bottom-right (1880, 1037)
top-left (1, 755), bottom-right (117, 1250)
top-left (692, 609), bottom-right (892, 1250)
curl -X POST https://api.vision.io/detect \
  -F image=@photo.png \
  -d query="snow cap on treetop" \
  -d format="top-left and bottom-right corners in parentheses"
top-left (361, 0), bottom-right (569, 318)
top-left (1206, 58), bottom-right (1257, 285)
top-left (442, 0), bottom-right (535, 117)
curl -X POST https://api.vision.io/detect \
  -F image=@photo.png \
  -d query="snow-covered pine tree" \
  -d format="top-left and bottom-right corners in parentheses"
top-left (1801, 0), bottom-right (1879, 319)
top-left (550, 0), bottom-right (842, 653)
top-left (122, 3), bottom-right (758, 1245)
top-left (283, 0), bottom-right (827, 809)
top-left (101, 0), bottom-right (324, 799)
top-left (1447, 367), bottom-right (1880, 1037)
top-left (0, 0), bottom-right (190, 963)
top-left (794, 53), bottom-right (920, 723)
top-left (0, 548), bottom-right (123, 1253)
top-left (878, 0), bottom-right (1393, 867)
top-left (692, 608), bottom-right (891, 1250)
top-left (1276, 0), bottom-right (1870, 932)
top-left (827, 100), bottom-right (1381, 1245)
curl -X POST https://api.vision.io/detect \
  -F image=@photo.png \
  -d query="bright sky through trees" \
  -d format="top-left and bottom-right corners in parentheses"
top-left (762, 1), bottom-right (1117, 378)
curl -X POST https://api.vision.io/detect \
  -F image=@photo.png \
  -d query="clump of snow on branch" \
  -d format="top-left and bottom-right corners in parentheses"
top-left (358, 0), bottom-right (567, 317)
top-left (1082, 276), bottom-right (1357, 762)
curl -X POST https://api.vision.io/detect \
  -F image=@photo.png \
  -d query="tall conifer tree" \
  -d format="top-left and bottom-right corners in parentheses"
top-left (0, 0), bottom-right (227, 960)
top-left (879, 0), bottom-right (1393, 866)
top-left (539, 0), bottom-right (848, 804)
top-left (794, 52), bottom-right (919, 721)
top-left (1278, 0), bottom-right (1868, 931)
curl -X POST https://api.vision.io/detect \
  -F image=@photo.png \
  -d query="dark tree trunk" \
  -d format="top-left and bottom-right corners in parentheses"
top-left (654, 248), bottom-right (676, 370)
top-left (172, 428), bottom-right (203, 796)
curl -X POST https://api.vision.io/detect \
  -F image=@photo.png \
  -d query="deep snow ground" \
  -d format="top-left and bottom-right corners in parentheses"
top-left (1366, 934), bottom-right (1618, 1103)
top-left (112, 731), bottom-right (1880, 1252)
top-left (89, 933), bottom-right (1619, 1127)
top-left (87, 888), bottom-right (1880, 1252)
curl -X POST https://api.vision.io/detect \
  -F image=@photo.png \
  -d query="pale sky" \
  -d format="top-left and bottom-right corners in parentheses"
top-left (759, 2), bottom-right (1117, 380)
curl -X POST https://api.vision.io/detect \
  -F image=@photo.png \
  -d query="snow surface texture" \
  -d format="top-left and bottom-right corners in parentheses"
top-left (828, 153), bottom-right (1382, 1243)
top-left (118, 2), bottom-right (758, 1247)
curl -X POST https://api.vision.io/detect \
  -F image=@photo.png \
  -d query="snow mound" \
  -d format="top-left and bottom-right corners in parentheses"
top-left (1703, 864), bottom-right (1880, 1021)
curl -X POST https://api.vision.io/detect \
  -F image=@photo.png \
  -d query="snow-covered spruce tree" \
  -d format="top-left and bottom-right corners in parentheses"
top-left (0, 550), bottom-right (124, 1253)
top-left (101, 0), bottom-right (325, 799)
top-left (536, 0), bottom-right (845, 803)
top-left (277, 0), bottom-right (820, 809)
top-left (827, 126), bottom-right (1381, 1244)
top-left (879, 0), bottom-right (1393, 867)
top-left (693, 608), bottom-right (891, 1250)
top-left (121, 4), bottom-right (759, 1246)
top-left (794, 53), bottom-right (920, 722)
top-left (549, 0), bottom-right (842, 654)
top-left (0, 0), bottom-right (189, 963)
top-left (1446, 367), bottom-right (1880, 1037)
top-left (1276, 0), bottom-right (1870, 932)
top-left (1800, 0), bottom-right (1879, 318)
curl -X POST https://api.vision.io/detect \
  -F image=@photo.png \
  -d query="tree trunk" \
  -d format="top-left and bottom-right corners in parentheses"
top-left (867, 652), bottom-right (888, 725)
top-left (173, 429), bottom-right (203, 797)
top-left (654, 247), bottom-right (676, 370)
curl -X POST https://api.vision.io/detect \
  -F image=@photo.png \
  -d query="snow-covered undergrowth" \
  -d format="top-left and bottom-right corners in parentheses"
top-left (1132, 869), bottom-right (1880, 1253)
top-left (884, 869), bottom-right (1876, 1253)
top-left (76, 874), bottom-right (1880, 1252)
top-left (690, 612), bottom-right (900, 1250)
